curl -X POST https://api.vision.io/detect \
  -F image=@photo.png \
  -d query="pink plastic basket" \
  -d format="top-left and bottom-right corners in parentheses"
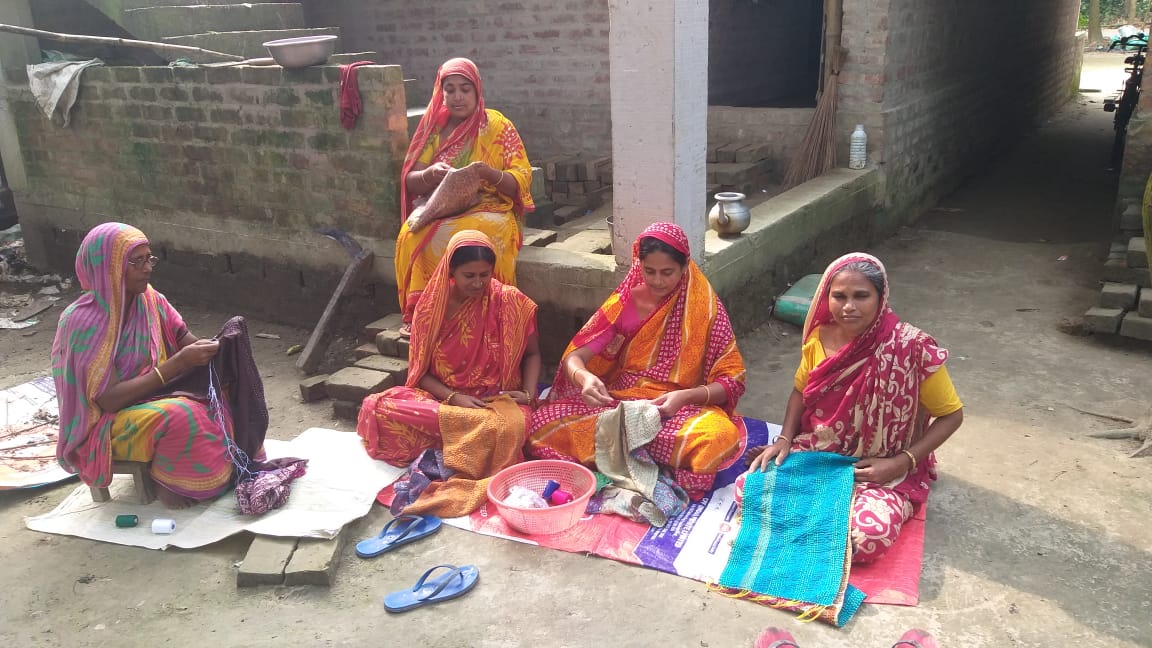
top-left (487, 460), bottom-right (597, 535)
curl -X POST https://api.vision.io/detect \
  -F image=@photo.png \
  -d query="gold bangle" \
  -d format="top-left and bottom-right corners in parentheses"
top-left (701, 385), bottom-right (711, 406)
top-left (901, 449), bottom-right (917, 472)
top-left (153, 366), bottom-right (166, 386)
top-left (442, 390), bottom-right (457, 404)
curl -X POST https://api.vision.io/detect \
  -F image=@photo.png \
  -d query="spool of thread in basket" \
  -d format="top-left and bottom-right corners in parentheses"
top-left (549, 489), bottom-right (573, 506)
top-left (541, 479), bottom-right (561, 500)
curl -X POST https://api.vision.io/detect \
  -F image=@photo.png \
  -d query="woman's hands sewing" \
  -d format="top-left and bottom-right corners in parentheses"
top-left (853, 455), bottom-right (911, 484)
top-left (747, 436), bottom-right (792, 472)
top-left (502, 390), bottom-right (535, 406)
top-left (651, 389), bottom-right (695, 418)
top-left (574, 369), bottom-right (613, 407)
top-left (422, 161), bottom-right (452, 188)
top-left (171, 338), bottom-right (219, 373)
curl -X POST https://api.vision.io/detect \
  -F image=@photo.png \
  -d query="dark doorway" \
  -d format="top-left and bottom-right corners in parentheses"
top-left (708, 0), bottom-right (823, 108)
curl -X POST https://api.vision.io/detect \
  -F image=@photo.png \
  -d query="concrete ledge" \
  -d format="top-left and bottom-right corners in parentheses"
top-left (123, 3), bottom-right (305, 41)
top-left (164, 27), bottom-right (340, 62)
top-left (702, 168), bottom-right (883, 330)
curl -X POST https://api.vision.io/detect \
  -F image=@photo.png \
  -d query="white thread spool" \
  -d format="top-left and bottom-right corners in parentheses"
top-left (151, 518), bottom-right (176, 534)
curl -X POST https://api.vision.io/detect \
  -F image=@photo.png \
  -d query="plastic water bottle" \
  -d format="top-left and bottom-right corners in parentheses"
top-left (849, 124), bottom-right (867, 170)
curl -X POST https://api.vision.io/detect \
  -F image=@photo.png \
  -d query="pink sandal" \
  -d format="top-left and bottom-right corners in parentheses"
top-left (754, 627), bottom-right (800, 648)
top-left (893, 629), bottom-right (939, 648)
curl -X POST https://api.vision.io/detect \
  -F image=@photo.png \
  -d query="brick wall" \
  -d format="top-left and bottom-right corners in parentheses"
top-left (302, 0), bottom-right (612, 159)
top-left (11, 64), bottom-right (409, 324)
top-left (708, 0), bottom-right (821, 107)
top-left (848, 0), bottom-right (1082, 221)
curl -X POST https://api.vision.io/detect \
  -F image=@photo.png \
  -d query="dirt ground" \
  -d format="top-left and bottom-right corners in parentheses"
top-left (2, 53), bottom-right (1150, 647)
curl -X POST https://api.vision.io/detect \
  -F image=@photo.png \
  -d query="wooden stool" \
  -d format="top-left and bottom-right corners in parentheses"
top-left (89, 461), bottom-right (156, 505)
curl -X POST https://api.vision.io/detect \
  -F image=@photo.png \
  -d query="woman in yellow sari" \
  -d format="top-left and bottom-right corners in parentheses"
top-left (527, 222), bottom-right (748, 500)
top-left (395, 57), bottom-right (534, 336)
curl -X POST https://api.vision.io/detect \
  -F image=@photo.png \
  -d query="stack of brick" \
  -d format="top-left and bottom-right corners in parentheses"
top-left (1084, 200), bottom-right (1152, 340)
top-left (298, 314), bottom-right (411, 419)
top-left (531, 156), bottom-right (613, 227)
top-left (705, 141), bottom-right (775, 200)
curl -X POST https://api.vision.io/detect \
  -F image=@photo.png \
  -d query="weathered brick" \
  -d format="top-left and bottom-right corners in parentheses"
top-left (1140, 288), bottom-right (1152, 318)
top-left (1128, 237), bottom-right (1148, 268)
top-left (1103, 259), bottom-right (1152, 287)
top-left (364, 313), bottom-right (404, 339)
top-left (284, 532), bottom-right (347, 587)
top-left (264, 87), bottom-right (301, 107)
top-left (175, 106), bottom-right (206, 122)
top-left (354, 342), bottom-right (379, 359)
top-left (1120, 312), bottom-right (1152, 341)
top-left (112, 68), bottom-right (141, 83)
top-left (299, 375), bottom-right (329, 402)
top-left (325, 367), bottom-right (395, 402)
top-left (241, 66), bottom-right (283, 85)
top-left (522, 227), bottom-right (558, 247)
top-left (1100, 283), bottom-right (1139, 310)
top-left (375, 330), bottom-right (402, 357)
top-left (332, 399), bottom-right (360, 420)
top-left (354, 355), bottom-right (408, 382)
top-left (237, 536), bottom-right (296, 587)
top-left (129, 86), bottom-right (157, 102)
top-left (1084, 307), bottom-right (1124, 334)
top-left (159, 86), bottom-right (189, 102)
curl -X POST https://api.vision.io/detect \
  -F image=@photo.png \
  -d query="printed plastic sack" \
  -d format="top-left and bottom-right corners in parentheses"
top-left (406, 165), bottom-right (483, 231)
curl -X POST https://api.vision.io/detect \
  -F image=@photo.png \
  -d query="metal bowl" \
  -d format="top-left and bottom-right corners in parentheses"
top-left (262, 35), bottom-right (338, 68)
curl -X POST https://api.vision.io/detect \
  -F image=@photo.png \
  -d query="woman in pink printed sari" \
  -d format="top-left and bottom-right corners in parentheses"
top-left (52, 223), bottom-right (243, 508)
top-left (745, 253), bottom-right (964, 562)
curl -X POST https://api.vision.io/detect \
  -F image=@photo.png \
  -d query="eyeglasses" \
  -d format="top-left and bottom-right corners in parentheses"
top-left (127, 255), bottom-right (160, 268)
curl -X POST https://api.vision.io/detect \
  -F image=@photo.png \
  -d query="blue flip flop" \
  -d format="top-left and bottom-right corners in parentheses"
top-left (384, 564), bottom-right (479, 613)
top-left (355, 514), bottom-right (442, 558)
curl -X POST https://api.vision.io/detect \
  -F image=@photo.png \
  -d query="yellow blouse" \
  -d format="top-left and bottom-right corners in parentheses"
top-left (794, 326), bottom-right (963, 417)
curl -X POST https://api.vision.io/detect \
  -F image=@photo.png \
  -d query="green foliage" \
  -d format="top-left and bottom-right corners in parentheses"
top-left (1081, 0), bottom-right (1152, 25)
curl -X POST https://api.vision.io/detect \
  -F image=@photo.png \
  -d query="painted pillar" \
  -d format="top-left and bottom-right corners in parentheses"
top-left (608, 0), bottom-right (708, 267)
top-left (0, 0), bottom-right (37, 191)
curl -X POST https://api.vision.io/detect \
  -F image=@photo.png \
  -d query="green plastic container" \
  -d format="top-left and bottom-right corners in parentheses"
top-left (772, 274), bottom-right (822, 326)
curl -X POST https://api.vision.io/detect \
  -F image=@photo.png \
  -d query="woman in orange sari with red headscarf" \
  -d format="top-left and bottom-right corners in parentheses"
top-left (527, 222), bottom-right (747, 500)
top-left (395, 57), bottom-right (534, 336)
top-left (360, 230), bottom-right (541, 467)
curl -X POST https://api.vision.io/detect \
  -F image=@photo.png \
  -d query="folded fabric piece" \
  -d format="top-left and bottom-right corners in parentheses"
top-left (389, 449), bottom-right (452, 515)
top-left (715, 452), bottom-right (866, 627)
top-left (398, 395), bottom-right (525, 518)
top-left (338, 61), bottom-right (377, 130)
top-left (590, 400), bottom-right (688, 527)
top-left (27, 59), bottom-right (104, 127)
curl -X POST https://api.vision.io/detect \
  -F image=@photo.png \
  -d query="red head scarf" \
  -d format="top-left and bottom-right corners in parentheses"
top-left (400, 58), bottom-right (487, 218)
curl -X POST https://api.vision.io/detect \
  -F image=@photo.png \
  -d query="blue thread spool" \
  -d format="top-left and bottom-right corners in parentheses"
top-left (541, 479), bottom-right (561, 499)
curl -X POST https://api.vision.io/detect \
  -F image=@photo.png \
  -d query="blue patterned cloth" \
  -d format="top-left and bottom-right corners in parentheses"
top-left (718, 451), bottom-right (866, 627)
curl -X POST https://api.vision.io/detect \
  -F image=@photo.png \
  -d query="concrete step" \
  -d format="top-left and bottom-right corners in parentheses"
top-left (330, 52), bottom-right (382, 65)
top-left (123, 0), bottom-right (258, 8)
top-left (164, 27), bottom-right (339, 62)
top-left (124, 3), bottom-right (305, 41)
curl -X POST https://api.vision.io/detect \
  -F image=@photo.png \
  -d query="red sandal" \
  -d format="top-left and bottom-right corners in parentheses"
top-left (754, 627), bottom-right (801, 648)
top-left (892, 629), bottom-right (939, 648)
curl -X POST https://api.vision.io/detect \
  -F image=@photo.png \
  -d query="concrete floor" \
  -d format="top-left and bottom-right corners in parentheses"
top-left (1, 53), bottom-right (1150, 647)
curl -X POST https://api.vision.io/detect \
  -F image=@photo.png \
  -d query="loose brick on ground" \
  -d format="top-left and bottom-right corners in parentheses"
top-left (1099, 282), bottom-right (1139, 310)
top-left (1084, 307), bottom-right (1124, 334)
top-left (1120, 202), bottom-right (1143, 231)
top-left (1102, 259), bottom-right (1152, 287)
top-left (324, 367), bottom-right (394, 402)
top-left (1120, 312), bottom-right (1152, 341)
top-left (284, 531), bottom-right (347, 586)
top-left (298, 375), bottom-right (329, 402)
top-left (237, 536), bottom-right (297, 587)
top-left (1139, 288), bottom-right (1152, 318)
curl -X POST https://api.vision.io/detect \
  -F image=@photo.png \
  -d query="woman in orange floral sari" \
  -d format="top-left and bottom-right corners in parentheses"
top-left (527, 222), bottom-right (747, 499)
top-left (395, 57), bottom-right (534, 336)
top-left (359, 230), bottom-right (541, 467)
